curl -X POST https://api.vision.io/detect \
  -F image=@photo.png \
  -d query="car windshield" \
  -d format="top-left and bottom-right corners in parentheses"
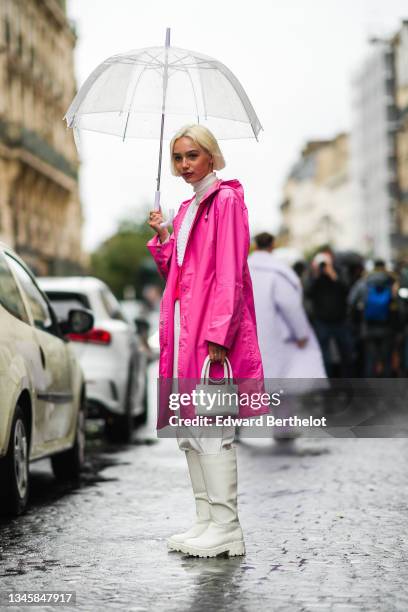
top-left (45, 292), bottom-right (90, 321)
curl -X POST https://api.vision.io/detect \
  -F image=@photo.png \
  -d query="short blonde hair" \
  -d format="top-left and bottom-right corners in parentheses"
top-left (170, 124), bottom-right (226, 176)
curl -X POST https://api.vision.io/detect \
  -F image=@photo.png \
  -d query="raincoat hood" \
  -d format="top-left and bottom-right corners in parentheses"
top-left (249, 251), bottom-right (300, 291)
top-left (180, 178), bottom-right (244, 208)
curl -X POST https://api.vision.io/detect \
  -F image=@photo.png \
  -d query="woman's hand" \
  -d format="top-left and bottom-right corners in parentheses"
top-left (208, 342), bottom-right (227, 365)
top-left (148, 210), bottom-right (169, 243)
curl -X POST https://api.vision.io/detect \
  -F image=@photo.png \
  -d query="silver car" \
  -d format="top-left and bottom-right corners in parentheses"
top-left (0, 243), bottom-right (93, 516)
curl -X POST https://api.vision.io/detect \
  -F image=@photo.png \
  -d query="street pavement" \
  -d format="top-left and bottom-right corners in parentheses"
top-left (1, 366), bottom-right (408, 611)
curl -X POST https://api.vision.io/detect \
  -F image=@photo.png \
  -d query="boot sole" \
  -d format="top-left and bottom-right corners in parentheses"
top-left (167, 522), bottom-right (211, 553)
top-left (180, 540), bottom-right (246, 558)
top-left (167, 539), bottom-right (184, 552)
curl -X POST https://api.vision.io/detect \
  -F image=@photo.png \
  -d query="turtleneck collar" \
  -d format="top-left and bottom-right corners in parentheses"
top-left (191, 172), bottom-right (217, 204)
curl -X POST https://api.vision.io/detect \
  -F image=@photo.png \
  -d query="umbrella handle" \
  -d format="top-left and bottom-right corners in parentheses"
top-left (159, 209), bottom-right (175, 229)
top-left (153, 190), bottom-right (161, 211)
top-left (153, 190), bottom-right (174, 228)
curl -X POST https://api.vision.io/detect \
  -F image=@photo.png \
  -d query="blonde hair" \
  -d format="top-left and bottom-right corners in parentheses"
top-left (170, 124), bottom-right (226, 176)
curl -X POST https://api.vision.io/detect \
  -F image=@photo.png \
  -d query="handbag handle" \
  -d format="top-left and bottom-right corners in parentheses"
top-left (200, 356), bottom-right (233, 384)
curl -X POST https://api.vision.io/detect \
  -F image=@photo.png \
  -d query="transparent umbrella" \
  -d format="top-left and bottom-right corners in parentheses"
top-left (65, 29), bottom-right (262, 223)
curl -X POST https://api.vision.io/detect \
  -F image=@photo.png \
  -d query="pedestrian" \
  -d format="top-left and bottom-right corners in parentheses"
top-left (248, 233), bottom-right (326, 440)
top-left (346, 261), bottom-right (366, 377)
top-left (348, 259), bottom-right (398, 377)
top-left (305, 253), bottom-right (354, 377)
top-left (396, 261), bottom-right (408, 375)
top-left (147, 124), bottom-right (268, 558)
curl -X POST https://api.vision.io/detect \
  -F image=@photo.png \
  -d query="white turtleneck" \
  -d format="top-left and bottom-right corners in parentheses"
top-left (176, 172), bottom-right (218, 267)
top-left (192, 171), bottom-right (218, 203)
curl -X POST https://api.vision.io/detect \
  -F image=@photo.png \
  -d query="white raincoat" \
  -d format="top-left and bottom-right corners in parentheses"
top-left (248, 251), bottom-right (327, 383)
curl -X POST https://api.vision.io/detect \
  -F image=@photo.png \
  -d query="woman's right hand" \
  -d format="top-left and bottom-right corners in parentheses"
top-left (148, 210), bottom-right (169, 243)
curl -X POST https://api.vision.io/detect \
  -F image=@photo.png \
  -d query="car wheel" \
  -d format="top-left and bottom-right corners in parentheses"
top-left (105, 363), bottom-right (134, 444)
top-left (0, 405), bottom-right (30, 517)
top-left (51, 398), bottom-right (86, 482)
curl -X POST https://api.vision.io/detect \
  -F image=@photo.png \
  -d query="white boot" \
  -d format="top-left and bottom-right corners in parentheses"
top-left (167, 451), bottom-right (210, 552)
top-left (181, 448), bottom-right (245, 558)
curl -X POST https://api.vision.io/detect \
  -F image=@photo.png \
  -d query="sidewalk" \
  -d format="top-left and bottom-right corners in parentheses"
top-left (1, 431), bottom-right (407, 611)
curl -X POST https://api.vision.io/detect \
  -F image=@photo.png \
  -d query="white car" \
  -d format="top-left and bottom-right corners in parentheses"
top-left (0, 243), bottom-right (94, 516)
top-left (39, 277), bottom-right (148, 442)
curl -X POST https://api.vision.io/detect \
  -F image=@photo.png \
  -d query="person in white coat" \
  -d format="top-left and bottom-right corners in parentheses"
top-left (248, 233), bottom-right (327, 440)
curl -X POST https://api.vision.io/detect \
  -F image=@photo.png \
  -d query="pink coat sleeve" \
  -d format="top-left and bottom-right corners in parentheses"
top-left (146, 233), bottom-right (175, 280)
top-left (205, 191), bottom-right (249, 349)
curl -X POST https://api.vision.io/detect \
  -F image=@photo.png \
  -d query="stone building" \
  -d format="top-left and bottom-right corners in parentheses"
top-left (0, 0), bottom-right (84, 275)
top-left (279, 134), bottom-right (361, 255)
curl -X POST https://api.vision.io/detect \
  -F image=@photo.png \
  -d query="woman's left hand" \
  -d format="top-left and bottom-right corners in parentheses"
top-left (208, 342), bottom-right (227, 364)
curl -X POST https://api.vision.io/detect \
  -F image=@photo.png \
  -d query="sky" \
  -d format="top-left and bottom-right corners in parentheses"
top-left (66, 0), bottom-right (408, 252)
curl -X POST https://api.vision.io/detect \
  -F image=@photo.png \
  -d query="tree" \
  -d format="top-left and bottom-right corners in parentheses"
top-left (90, 212), bottom-right (164, 299)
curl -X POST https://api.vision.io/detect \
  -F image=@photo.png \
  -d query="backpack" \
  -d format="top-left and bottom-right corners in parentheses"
top-left (364, 283), bottom-right (392, 322)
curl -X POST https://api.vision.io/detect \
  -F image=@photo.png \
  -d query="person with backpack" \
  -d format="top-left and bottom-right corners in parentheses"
top-left (348, 259), bottom-right (398, 377)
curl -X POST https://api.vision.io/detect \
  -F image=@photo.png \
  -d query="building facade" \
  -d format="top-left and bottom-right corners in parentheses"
top-left (279, 134), bottom-right (361, 256)
top-left (0, 0), bottom-right (84, 275)
top-left (394, 21), bottom-right (408, 253)
top-left (351, 22), bottom-right (408, 262)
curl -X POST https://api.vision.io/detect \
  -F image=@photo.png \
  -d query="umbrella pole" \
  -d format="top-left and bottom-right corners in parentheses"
top-left (154, 27), bottom-right (170, 213)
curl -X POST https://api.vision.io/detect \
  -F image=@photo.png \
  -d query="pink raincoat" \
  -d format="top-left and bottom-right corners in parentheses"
top-left (147, 179), bottom-right (268, 429)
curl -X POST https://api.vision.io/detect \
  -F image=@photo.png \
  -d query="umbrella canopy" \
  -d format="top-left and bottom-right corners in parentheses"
top-left (65, 46), bottom-right (262, 141)
top-left (65, 29), bottom-right (262, 222)
top-left (334, 250), bottom-right (365, 267)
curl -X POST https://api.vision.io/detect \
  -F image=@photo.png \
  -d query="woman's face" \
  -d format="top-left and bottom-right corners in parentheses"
top-left (172, 137), bottom-right (213, 184)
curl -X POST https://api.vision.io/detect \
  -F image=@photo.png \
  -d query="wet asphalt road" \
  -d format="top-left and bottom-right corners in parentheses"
top-left (1, 363), bottom-right (408, 611)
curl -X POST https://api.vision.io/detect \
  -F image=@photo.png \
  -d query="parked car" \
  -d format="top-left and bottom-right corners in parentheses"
top-left (39, 277), bottom-right (148, 442)
top-left (0, 243), bottom-right (94, 517)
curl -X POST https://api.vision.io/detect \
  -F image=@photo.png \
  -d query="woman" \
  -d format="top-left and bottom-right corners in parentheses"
top-left (248, 233), bottom-right (327, 380)
top-left (248, 232), bottom-right (327, 439)
top-left (147, 125), bottom-right (267, 558)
